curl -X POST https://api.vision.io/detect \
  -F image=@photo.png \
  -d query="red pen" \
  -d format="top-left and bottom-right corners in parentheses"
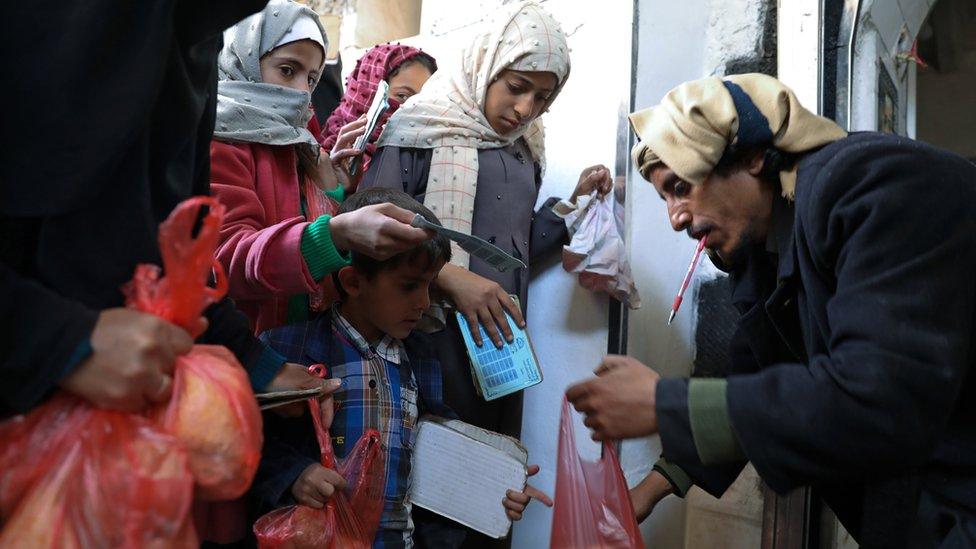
top-left (668, 234), bottom-right (708, 325)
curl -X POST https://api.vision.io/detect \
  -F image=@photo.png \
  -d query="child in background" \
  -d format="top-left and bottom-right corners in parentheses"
top-left (322, 44), bottom-right (438, 180)
top-left (211, 0), bottom-right (367, 346)
top-left (254, 188), bottom-right (551, 548)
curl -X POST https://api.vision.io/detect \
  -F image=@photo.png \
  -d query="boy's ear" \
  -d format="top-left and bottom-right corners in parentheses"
top-left (337, 266), bottom-right (363, 297)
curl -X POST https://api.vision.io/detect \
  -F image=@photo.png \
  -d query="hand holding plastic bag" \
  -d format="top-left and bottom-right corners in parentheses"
top-left (550, 398), bottom-right (643, 549)
top-left (554, 190), bottom-right (641, 309)
top-left (254, 396), bottom-right (386, 549)
top-left (126, 197), bottom-right (263, 501)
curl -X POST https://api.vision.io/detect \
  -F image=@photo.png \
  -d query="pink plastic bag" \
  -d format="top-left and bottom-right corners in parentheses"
top-left (550, 398), bottom-right (643, 549)
top-left (253, 399), bottom-right (386, 548)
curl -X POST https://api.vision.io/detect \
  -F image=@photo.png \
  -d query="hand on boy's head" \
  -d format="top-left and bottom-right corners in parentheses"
top-left (291, 463), bottom-right (348, 509)
top-left (329, 203), bottom-right (433, 260)
top-left (503, 464), bottom-right (553, 521)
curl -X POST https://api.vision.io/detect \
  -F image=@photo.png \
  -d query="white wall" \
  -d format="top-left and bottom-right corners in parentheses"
top-left (516, 1), bottom-right (634, 546)
top-left (623, 1), bottom-right (714, 548)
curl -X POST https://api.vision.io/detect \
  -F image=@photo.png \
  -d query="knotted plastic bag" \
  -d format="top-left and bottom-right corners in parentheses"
top-left (126, 197), bottom-right (263, 501)
top-left (0, 395), bottom-right (196, 548)
top-left (554, 190), bottom-right (641, 309)
top-left (254, 398), bottom-right (386, 549)
top-left (549, 398), bottom-right (643, 549)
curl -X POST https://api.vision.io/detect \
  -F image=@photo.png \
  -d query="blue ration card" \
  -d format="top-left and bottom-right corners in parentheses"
top-left (455, 309), bottom-right (543, 401)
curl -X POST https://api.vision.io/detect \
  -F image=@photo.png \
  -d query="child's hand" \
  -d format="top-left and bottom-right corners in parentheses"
top-left (291, 463), bottom-right (348, 509)
top-left (570, 165), bottom-right (613, 203)
top-left (436, 263), bottom-right (525, 348)
top-left (503, 465), bottom-right (553, 521)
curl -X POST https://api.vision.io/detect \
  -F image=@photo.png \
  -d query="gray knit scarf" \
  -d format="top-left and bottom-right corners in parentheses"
top-left (214, 0), bottom-right (327, 150)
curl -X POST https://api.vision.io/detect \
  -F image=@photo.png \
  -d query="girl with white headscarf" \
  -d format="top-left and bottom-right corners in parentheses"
top-left (211, 0), bottom-right (369, 337)
top-left (360, 0), bottom-right (611, 486)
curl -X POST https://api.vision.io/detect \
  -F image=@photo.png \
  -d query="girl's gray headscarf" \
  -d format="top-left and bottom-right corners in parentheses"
top-left (215, 0), bottom-right (327, 149)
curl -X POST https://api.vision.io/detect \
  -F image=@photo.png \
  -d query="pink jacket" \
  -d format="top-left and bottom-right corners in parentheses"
top-left (210, 140), bottom-right (320, 334)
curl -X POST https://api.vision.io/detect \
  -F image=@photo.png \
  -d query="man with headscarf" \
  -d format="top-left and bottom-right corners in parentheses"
top-left (0, 0), bottom-right (432, 417)
top-left (566, 73), bottom-right (976, 547)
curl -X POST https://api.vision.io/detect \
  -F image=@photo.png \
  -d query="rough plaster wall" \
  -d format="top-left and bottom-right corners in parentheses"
top-left (703, 0), bottom-right (777, 76)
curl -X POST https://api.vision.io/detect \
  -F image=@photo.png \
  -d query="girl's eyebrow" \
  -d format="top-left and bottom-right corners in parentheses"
top-left (392, 85), bottom-right (418, 95)
top-left (270, 54), bottom-right (307, 70)
top-left (511, 74), bottom-right (554, 94)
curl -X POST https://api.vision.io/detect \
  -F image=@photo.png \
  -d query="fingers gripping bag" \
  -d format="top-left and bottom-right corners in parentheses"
top-left (125, 197), bottom-right (263, 501)
top-left (254, 398), bottom-right (386, 549)
top-left (0, 395), bottom-right (196, 548)
top-left (549, 398), bottom-right (643, 549)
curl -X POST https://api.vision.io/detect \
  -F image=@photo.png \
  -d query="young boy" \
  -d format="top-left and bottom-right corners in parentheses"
top-left (253, 188), bottom-right (549, 548)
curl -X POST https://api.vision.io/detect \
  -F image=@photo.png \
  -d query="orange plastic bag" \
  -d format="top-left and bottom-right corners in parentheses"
top-left (253, 399), bottom-right (386, 549)
top-left (126, 197), bottom-right (263, 501)
top-left (0, 395), bottom-right (196, 548)
top-left (148, 345), bottom-right (263, 501)
top-left (549, 398), bottom-right (643, 549)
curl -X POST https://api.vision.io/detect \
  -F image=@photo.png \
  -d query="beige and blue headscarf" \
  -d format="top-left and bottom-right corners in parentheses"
top-left (215, 0), bottom-right (327, 150)
top-left (377, 1), bottom-right (571, 267)
top-left (629, 73), bottom-right (847, 199)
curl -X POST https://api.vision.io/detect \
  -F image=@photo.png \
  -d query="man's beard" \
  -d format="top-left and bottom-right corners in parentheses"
top-left (713, 220), bottom-right (764, 269)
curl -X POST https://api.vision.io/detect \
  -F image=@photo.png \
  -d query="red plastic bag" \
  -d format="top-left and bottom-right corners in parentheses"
top-left (0, 395), bottom-right (196, 548)
top-left (0, 197), bottom-right (259, 545)
top-left (127, 197), bottom-right (263, 501)
top-left (550, 398), bottom-right (643, 549)
top-left (253, 399), bottom-right (386, 549)
top-left (148, 345), bottom-right (263, 501)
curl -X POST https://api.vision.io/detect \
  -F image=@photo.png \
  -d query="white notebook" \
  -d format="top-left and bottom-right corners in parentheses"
top-left (408, 416), bottom-right (528, 539)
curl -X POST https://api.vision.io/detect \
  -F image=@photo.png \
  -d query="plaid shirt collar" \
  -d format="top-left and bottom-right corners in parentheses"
top-left (331, 305), bottom-right (404, 365)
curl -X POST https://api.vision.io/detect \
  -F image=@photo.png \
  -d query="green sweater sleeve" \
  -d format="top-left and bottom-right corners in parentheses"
top-left (653, 457), bottom-right (694, 497)
top-left (301, 215), bottom-right (351, 281)
top-left (688, 378), bottom-right (745, 465)
top-left (324, 185), bottom-right (345, 203)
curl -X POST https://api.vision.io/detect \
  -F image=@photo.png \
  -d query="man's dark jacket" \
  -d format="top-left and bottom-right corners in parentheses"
top-left (0, 1), bottom-right (266, 414)
top-left (658, 132), bottom-right (976, 546)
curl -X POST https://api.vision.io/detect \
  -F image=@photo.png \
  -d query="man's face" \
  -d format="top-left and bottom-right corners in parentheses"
top-left (648, 159), bottom-right (775, 267)
top-left (341, 257), bottom-right (445, 341)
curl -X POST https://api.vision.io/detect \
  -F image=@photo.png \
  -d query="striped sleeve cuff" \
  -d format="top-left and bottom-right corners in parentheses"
top-left (653, 457), bottom-right (693, 497)
top-left (688, 378), bottom-right (745, 465)
top-left (301, 215), bottom-right (351, 281)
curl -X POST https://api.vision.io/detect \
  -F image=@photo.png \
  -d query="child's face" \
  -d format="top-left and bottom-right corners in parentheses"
top-left (387, 61), bottom-right (433, 104)
top-left (340, 257), bottom-right (445, 341)
top-left (259, 39), bottom-right (324, 93)
top-left (483, 69), bottom-right (557, 136)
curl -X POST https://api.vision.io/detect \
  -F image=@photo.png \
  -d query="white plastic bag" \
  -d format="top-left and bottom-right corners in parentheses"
top-left (554, 188), bottom-right (640, 309)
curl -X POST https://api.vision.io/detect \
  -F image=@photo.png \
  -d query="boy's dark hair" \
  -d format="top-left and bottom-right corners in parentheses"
top-left (333, 188), bottom-right (451, 295)
top-left (713, 143), bottom-right (797, 188)
top-left (387, 53), bottom-right (437, 80)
